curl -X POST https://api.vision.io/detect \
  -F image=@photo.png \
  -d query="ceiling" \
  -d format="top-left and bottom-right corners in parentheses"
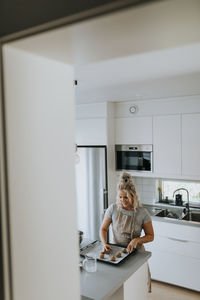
top-left (6, 0), bottom-right (200, 104)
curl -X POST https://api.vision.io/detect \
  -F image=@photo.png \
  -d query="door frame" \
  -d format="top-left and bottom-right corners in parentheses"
top-left (0, 1), bottom-right (154, 299)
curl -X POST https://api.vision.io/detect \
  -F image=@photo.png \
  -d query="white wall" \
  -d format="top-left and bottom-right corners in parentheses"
top-left (115, 95), bottom-right (200, 118)
top-left (3, 46), bottom-right (80, 300)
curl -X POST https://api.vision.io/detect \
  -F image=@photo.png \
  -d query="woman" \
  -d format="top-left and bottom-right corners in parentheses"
top-left (100, 172), bottom-right (154, 291)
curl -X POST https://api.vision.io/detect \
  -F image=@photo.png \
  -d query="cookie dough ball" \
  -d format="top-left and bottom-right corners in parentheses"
top-left (122, 248), bottom-right (127, 253)
top-left (103, 249), bottom-right (111, 254)
top-left (116, 251), bottom-right (121, 258)
top-left (110, 256), bottom-right (116, 262)
top-left (99, 252), bottom-right (104, 259)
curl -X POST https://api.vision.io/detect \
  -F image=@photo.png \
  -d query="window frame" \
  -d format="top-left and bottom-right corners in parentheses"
top-left (158, 179), bottom-right (200, 206)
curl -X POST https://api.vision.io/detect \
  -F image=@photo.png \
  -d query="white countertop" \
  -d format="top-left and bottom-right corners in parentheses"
top-left (80, 250), bottom-right (151, 300)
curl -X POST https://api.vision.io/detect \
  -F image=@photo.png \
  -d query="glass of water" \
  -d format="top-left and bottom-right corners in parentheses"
top-left (83, 255), bottom-right (97, 272)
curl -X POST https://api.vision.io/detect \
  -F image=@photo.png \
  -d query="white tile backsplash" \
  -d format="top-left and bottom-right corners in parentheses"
top-left (134, 177), bottom-right (143, 184)
top-left (142, 178), bottom-right (155, 185)
top-left (115, 175), bottom-right (157, 204)
top-left (143, 184), bottom-right (155, 193)
top-left (135, 184), bottom-right (143, 193)
top-left (142, 190), bottom-right (155, 198)
top-left (133, 177), bottom-right (156, 205)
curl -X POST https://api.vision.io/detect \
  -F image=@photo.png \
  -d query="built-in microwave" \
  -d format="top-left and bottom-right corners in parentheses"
top-left (115, 144), bottom-right (153, 172)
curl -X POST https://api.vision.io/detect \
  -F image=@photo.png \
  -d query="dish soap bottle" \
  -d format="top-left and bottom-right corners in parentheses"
top-left (158, 186), bottom-right (162, 202)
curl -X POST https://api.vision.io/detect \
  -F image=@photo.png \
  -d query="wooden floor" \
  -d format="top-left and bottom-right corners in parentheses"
top-left (148, 281), bottom-right (200, 300)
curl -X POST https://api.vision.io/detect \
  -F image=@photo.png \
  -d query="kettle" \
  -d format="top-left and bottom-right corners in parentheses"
top-left (175, 194), bottom-right (183, 206)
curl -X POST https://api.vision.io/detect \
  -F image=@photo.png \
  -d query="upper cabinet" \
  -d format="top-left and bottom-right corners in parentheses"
top-left (115, 117), bottom-right (152, 144)
top-left (76, 98), bottom-right (200, 179)
top-left (75, 103), bottom-right (110, 145)
top-left (182, 113), bottom-right (200, 177)
top-left (153, 115), bottom-right (181, 175)
top-left (76, 118), bottom-right (107, 145)
top-left (114, 98), bottom-right (200, 179)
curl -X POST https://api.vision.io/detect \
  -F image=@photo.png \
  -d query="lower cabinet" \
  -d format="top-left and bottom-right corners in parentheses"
top-left (124, 262), bottom-right (148, 300)
top-left (106, 262), bottom-right (149, 300)
top-left (148, 249), bottom-right (200, 291)
top-left (145, 220), bottom-right (200, 292)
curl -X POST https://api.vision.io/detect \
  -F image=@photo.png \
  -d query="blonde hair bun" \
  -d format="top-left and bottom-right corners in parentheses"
top-left (117, 172), bottom-right (141, 210)
top-left (120, 172), bottom-right (134, 184)
top-left (118, 172), bottom-right (135, 191)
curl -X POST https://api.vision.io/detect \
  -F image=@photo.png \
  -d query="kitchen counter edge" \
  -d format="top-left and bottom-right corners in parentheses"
top-left (80, 250), bottom-right (151, 300)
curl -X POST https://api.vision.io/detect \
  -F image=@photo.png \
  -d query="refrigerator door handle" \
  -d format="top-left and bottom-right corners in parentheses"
top-left (103, 188), bottom-right (108, 210)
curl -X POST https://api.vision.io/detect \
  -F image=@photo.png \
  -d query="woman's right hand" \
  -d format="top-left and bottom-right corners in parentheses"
top-left (102, 243), bottom-right (112, 254)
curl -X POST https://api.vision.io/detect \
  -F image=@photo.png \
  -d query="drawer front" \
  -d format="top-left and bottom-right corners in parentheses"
top-left (145, 236), bottom-right (200, 259)
top-left (149, 250), bottom-right (200, 291)
top-left (153, 220), bottom-right (200, 243)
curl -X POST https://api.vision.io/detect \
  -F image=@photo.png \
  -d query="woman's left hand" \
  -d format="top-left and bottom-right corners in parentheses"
top-left (127, 238), bottom-right (140, 253)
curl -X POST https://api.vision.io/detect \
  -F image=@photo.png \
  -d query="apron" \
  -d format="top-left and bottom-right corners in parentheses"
top-left (112, 207), bottom-right (151, 292)
top-left (112, 207), bottom-right (140, 247)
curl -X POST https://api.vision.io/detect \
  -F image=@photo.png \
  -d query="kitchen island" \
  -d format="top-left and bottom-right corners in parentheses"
top-left (80, 250), bottom-right (151, 300)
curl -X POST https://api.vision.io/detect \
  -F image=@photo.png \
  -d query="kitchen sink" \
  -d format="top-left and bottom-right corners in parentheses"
top-left (155, 208), bottom-right (200, 222)
top-left (155, 209), bottom-right (180, 219)
top-left (182, 211), bottom-right (200, 222)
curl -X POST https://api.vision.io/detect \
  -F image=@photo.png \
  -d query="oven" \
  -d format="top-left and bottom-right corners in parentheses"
top-left (115, 144), bottom-right (153, 172)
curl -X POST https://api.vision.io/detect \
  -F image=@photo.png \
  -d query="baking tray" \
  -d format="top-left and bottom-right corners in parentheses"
top-left (80, 240), bottom-right (137, 265)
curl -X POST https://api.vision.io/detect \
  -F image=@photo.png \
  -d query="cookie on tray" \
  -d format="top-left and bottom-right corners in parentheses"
top-left (116, 251), bottom-right (121, 258)
top-left (110, 256), bottom-right (116, 262)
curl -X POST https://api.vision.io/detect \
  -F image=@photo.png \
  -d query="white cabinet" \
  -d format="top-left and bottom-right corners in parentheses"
top-left (124, 262), bottom-right (148, 300)
top-left (115, 117), bottom-right (152, 144)
top-left (153, 113), bottom-right (200, 178)
top-left (153, 115), bottom-right (181, 175)
top-left (76, 103), bottom-right (109, 146)
top-left (145, 220), bottom-right (200, 291)
top-left (148, 249), bottom-right (200, 291)
top-left (76, 118), bottom-right (107, 145)
top-left (182, 113), bottom-right (200, 176)
top-left (107, 263), bottom-right (148, 300)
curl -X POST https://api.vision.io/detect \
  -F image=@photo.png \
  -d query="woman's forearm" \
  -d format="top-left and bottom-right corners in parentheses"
top-left (100, 228), bottom-right (108, 245)
top-left (100, 216), bottom-right (112, 246)
top-left (138, 221), bottom-right (154, 245)
top-left (137, 234), bottom-right (154, 245)
top-left (128, 233), bottom-right (154, 252)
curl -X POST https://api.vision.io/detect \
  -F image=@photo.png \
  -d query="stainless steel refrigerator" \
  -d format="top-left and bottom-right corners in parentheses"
top-left (75, 146), bottom-right (108, 242)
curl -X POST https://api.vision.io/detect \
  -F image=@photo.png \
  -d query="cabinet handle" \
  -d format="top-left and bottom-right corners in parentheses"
top-left (167, 237), bottom-right (189, 243)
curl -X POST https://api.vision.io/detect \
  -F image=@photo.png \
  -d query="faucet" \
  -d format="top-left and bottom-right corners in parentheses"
top-left (173, 188), bottom-right (190, 220)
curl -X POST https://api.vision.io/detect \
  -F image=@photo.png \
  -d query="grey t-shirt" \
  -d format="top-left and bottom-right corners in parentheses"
top-left (105, 203), bottom-right (152, 237)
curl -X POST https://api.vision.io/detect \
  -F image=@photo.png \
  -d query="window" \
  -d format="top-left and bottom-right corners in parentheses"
top-left (161, 180), bottom-right (200, 205)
